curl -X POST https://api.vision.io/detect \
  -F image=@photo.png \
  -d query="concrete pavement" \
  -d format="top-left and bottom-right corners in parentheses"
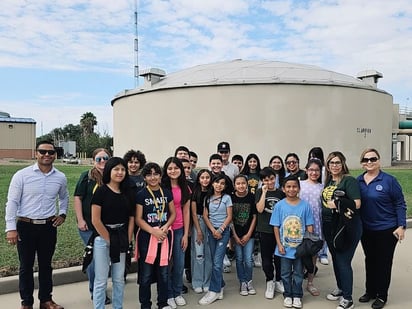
top-left (1, 232), bottom-right (411, 309)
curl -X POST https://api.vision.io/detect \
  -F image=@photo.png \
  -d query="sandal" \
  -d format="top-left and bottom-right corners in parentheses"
top-left (306, 283), bottom-right (320, 296)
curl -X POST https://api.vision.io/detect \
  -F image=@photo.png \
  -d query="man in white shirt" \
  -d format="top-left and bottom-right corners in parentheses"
top-left (217, 142), bottom-right (239, 182)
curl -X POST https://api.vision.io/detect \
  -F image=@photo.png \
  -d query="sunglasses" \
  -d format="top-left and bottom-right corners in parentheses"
top-left (37, 149), bottom-right (56, 155)
top-left (286, 160), bottom-right (297, 165)
top-left (95, 156), bottom-right (109, 163)
top-left (361, 157), bottom-right (379, 163)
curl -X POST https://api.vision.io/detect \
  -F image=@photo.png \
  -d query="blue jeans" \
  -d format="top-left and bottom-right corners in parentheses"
top-left (93, 236), bottom-right (125, 309)
top-left (139, 243), bottom-right (169, 309)
top-left (191, 217), bottom-right (212, 290)
top-left (323, 216), bottom-right (362, 301)
top-left (79, 229), bottom-right (94, 294)
top-left (207, 227), bottom-right (230, 293)
top-left (235, 237), bottom-right (254, 283)
top-left (280, 257), bottom-right (304, 298)
top-left (318, 241), bottom-right (328, 258)
top-left (168, 227), bottom-right (185, 298)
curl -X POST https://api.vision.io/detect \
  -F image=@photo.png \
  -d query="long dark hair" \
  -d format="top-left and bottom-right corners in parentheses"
top-left (161, 157), bottom-right (190, 205)
top-left (102, 157), bottom-right (129, 191)
top-left (308, 147), bottom-right (325, 166)
top-left (205, 173), bottom-right (231, 208)
top-left (241, 153), bottom-right (261, 175)
top-left (191, 169), bottom-right (212, 205)
top-left (269, 155), bottom-right (286, 186)
top-left (305, 158), bottom-right (323, 183)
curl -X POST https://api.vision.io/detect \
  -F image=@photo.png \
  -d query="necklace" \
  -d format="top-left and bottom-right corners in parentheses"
top-left (147, 187), bottom-right (166, 226)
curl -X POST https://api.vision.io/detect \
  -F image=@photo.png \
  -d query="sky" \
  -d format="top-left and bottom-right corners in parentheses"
top-left (1, 0), bottom-right (411, 137)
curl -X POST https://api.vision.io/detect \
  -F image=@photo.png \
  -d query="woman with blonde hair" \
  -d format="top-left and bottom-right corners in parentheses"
top-left (357, 148), bottom-right (406, 309)
top-left (74, 148), bottom-right (111, 303)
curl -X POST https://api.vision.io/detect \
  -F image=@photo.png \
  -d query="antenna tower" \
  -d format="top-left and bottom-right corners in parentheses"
top-left (134, 0), bottom-right (139, 87)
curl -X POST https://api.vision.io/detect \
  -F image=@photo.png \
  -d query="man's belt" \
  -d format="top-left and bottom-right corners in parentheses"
top-left (17, 216), bottom-right (54, 224)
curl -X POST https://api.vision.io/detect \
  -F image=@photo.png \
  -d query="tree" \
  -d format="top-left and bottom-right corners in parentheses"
top-left (80, 112), bottom-right (97, 137)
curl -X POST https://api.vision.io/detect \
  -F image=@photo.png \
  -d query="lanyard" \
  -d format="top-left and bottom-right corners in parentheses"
top-left (147, 187), bottom-right (166, 226)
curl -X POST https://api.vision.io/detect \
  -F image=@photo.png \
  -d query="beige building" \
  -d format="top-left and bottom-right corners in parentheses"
top-left (111, 60), bottom-right (393, 168)
top-left (0, 112), bottom-right (36, 159)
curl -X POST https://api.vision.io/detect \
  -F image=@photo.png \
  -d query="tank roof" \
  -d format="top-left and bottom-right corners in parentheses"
top-left (113, 59), bottom-right (387, 101)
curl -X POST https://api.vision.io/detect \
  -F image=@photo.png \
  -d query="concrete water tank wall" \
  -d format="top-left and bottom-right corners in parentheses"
top-left (112, 81), bottom-right (392, 168)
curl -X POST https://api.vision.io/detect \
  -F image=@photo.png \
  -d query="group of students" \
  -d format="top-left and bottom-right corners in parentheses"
top-left (75, 143), bottom-right (407, 309)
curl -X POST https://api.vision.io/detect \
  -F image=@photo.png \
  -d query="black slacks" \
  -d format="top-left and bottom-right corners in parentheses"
top-left (17, 220), bottom-right (57, 306)
top-left (361, 227), bottom-right (398, 301)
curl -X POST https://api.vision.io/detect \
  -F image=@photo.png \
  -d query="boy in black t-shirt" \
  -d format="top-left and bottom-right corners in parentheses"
top-left (255, 167), bottom-right (286, 299)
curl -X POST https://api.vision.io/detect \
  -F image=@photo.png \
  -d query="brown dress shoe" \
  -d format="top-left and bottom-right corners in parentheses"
top-left (39, 300), bottom-right (64, 309)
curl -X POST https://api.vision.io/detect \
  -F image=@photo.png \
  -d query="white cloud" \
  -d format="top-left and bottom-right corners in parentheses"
top-left (1, 0), bottom-right (412, 138)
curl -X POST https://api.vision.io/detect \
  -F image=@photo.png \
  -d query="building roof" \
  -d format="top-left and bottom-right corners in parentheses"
top-left (113, 59), bottom-right (388, 101)
top-left (0, 117), bottom-right (36, 124)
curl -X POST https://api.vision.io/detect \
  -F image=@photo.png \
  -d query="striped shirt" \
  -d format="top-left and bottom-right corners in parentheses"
top-left (5, 163), bottom-right (69, 231)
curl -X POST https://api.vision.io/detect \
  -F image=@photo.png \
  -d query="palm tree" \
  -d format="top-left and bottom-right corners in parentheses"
top-left (80, 112), bottom-right (97, 137)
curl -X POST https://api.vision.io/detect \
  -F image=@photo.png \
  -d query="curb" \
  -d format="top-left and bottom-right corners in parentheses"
top-left (0, 260), bottom-right (138, 295)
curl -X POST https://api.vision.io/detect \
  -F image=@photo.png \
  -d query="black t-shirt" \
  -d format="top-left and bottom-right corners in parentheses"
top-left (91, 184), bottom-right (133, 225)
top-left (129, 174), bottom-right (145, 192)
top-left (255, 188), bottom-right (286, 234)
top-left (136, 186), bottom-right (174, 243)
top-left (231, 192), bottom-right (257, 237)
top-left (192, 190), bottom-right (208, 216)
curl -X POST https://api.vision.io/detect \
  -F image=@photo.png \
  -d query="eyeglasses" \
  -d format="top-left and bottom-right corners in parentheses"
top-left (218, 151), bottom-right (229, 154)
top-left (95, 156), bottom-right (109, 163)
top-left (361, 157), bottom-right (379, 163)
top-left (190, 159), bottom-right (197, 164)
top-left (286, 160), bottom-right (297, 165)
top-left (37, 149), bottom-right (56, 155)
top-left (307, 168), bottom-right (320, 173)
top-left (329, 161), bottom-right (342, 166)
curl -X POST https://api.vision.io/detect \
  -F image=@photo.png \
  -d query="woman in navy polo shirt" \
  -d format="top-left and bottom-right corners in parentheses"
top-left (357, 148), bottom-right (407, 309)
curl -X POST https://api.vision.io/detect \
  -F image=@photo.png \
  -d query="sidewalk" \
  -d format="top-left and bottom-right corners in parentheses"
top-left (1, 234), bottom-right (411, 309)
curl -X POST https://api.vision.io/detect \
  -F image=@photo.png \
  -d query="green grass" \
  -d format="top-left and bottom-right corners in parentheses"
top-left (0, 163), bottom-right (90, 276)
top-left (0, 164), bottom-right (411, 277)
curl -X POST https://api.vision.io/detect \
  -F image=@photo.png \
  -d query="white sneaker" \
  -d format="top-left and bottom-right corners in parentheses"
top-left (161, 306), bottom-right (172, 309)
top-left (218, 288), bottom-right (224, 300)
top-left (292, 297), bottom-right (302, 308)
top-left (240, 282), bottom-right (248, 296)
top-left (275, 280), bottom-right (285, 293)
top-left (167, 298), bottom-right (177, 309)
top-left (193, 287), bottom-right (203, 294)
top-left (320, 257), bottom-right (329, 265)
top-left (327, 288), bottom-right (343, 301)
top-left (336, 298), bottom-right (354, 309)
top-left (253, 252), bottom-right (262, 267)
top-left (203, 287), bottom-right (209, 292)
top-left (265, 281), bottom-right (275, 299)
top-left (283, 297), bottom-right (293, 308)
top-left (174, 295), bottom-right (186, 306)
top-left (199, 291), bottom-right (218, 305)
top-left (223, 265), bottom-right (231, 273)
top-left (247, 280), bottom-right (256, 295)
top-left (223, 254), bottom-right (231, 267)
